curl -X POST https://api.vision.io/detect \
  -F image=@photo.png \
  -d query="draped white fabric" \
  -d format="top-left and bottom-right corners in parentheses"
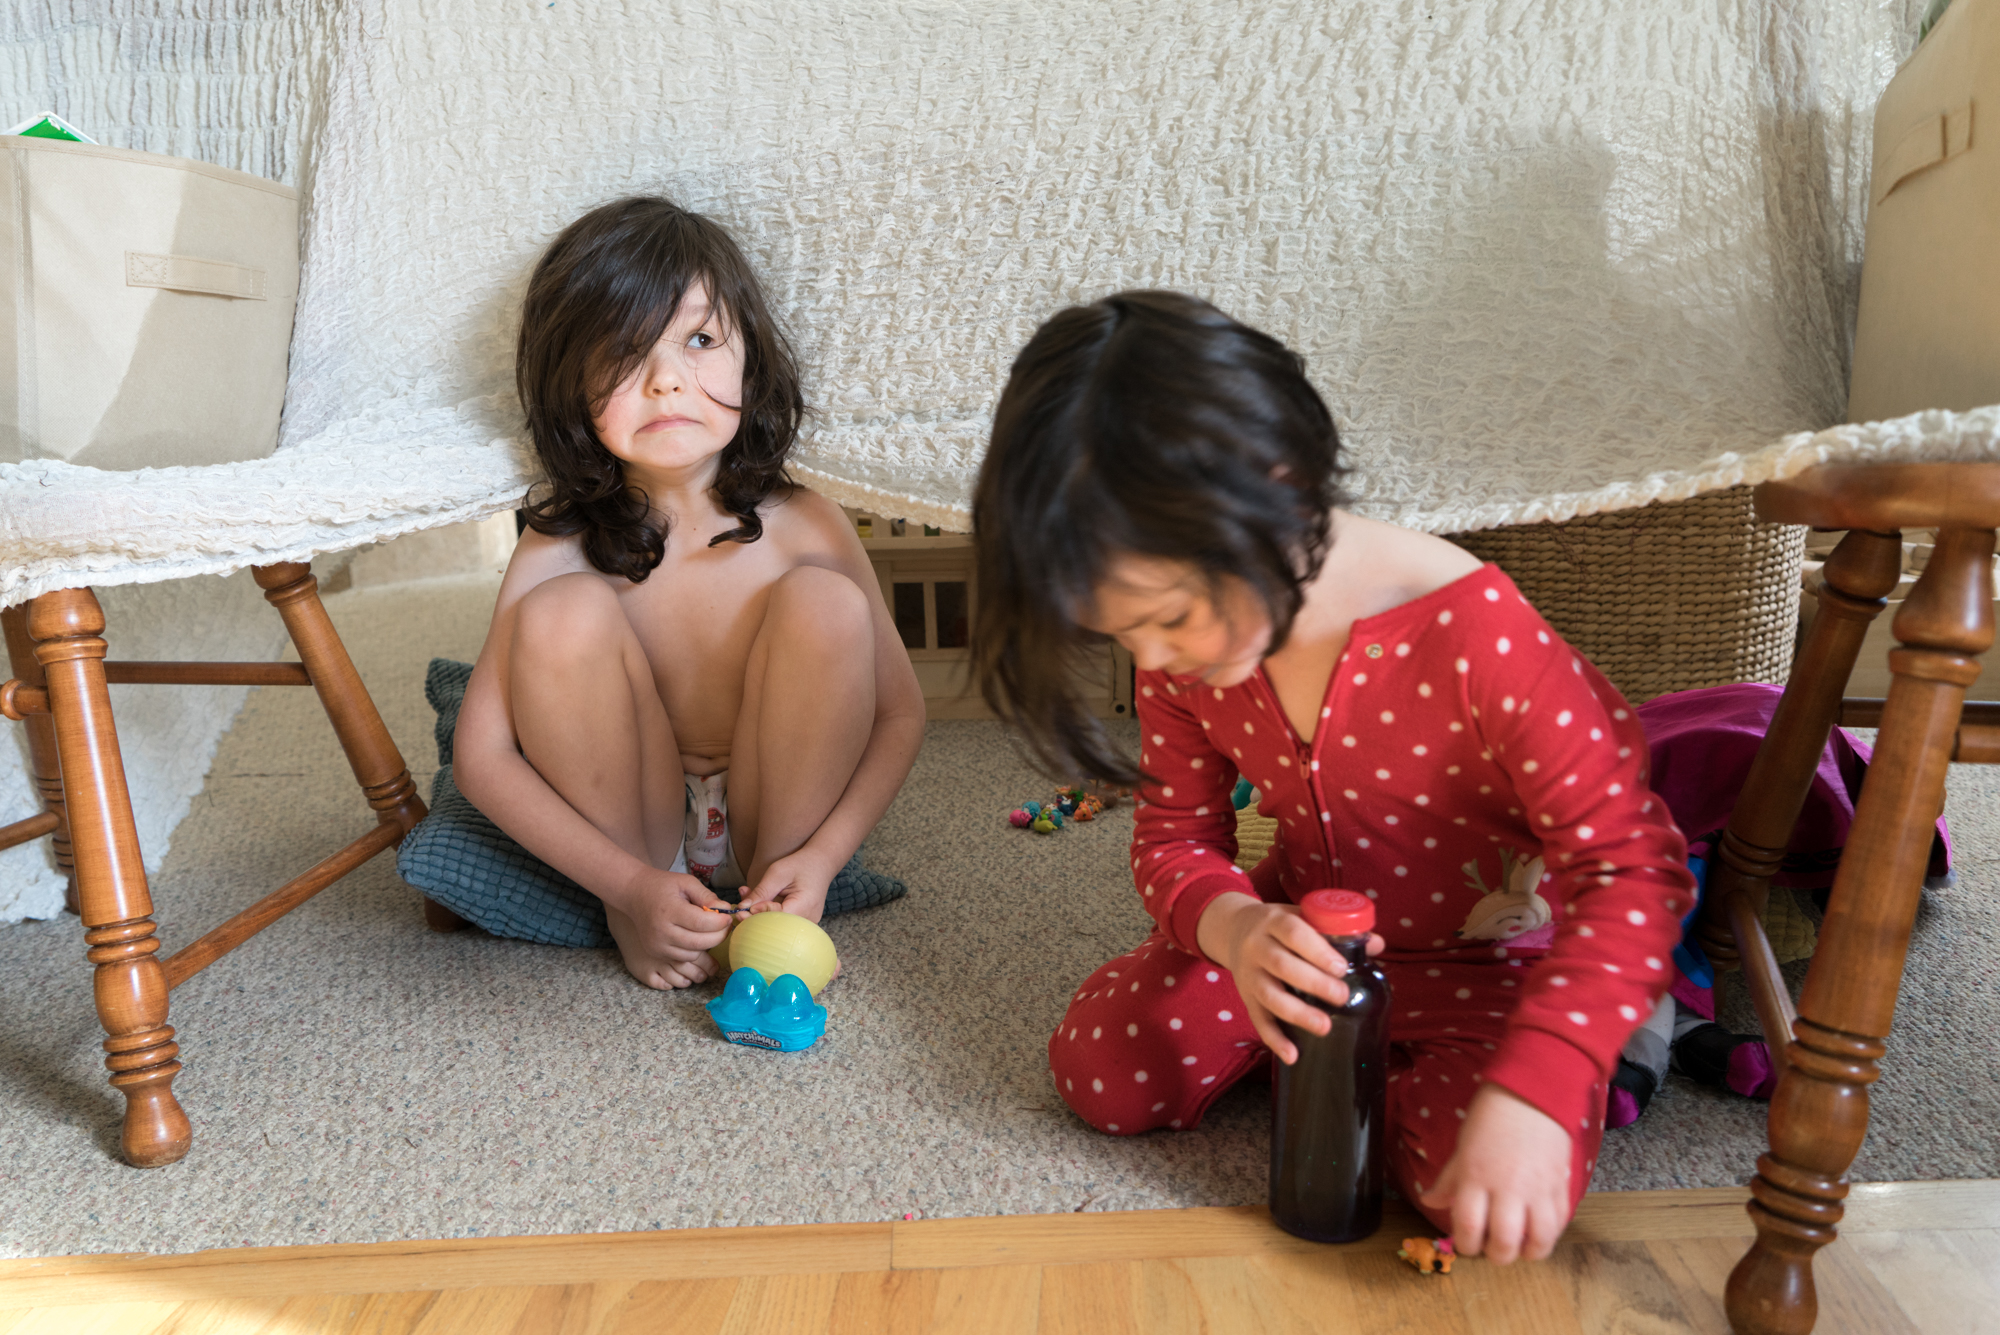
top-left (0, 0), bottom-right (1967, 918)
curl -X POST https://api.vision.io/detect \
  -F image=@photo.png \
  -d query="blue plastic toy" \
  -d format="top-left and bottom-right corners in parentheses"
top-left (705, 966), bottom-right (828, 1052)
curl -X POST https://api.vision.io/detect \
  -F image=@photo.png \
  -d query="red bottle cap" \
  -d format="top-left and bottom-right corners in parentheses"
top-left (1300, 889), bottom-right (1375, 936)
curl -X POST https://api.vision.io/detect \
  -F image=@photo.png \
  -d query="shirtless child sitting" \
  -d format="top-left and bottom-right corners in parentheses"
top-left (454, 197), bottom-right (925, 990)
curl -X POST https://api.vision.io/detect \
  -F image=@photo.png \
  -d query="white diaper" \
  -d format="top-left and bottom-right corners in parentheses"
top-left (670, 769), bottom-right (745, 891)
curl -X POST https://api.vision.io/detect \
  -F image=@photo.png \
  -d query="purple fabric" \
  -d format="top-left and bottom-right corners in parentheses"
top-left (1638, 683), bottom-right (1951, 889)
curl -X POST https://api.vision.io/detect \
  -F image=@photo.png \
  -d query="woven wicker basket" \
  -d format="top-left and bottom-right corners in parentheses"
top-left (1447, 487), bottom-right (1806, 705)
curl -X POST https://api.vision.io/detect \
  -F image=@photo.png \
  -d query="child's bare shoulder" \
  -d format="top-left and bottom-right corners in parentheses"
top-left (1332, 513), bottom-right (1484, 613)
top-left (760, 486), bottom-right (871, 567)
top-left (496, 524), bottom-right (599, 606)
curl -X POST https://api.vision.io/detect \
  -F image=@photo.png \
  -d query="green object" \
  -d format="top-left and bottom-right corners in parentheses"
top-left (5, 113), bottom-right (94, 143)
top-left (1231, 777), bottom-right (1257, 809)
top-left (1921, 0), bottom-right (1953, 41)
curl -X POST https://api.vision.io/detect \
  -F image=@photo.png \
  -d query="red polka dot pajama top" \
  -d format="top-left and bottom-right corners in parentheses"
top-left (1050, 565), bottom-right (1694, 1223)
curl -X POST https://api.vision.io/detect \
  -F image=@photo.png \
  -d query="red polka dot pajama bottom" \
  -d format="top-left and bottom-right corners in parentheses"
top-left (1049, 930), bottom-right (1606, 1232)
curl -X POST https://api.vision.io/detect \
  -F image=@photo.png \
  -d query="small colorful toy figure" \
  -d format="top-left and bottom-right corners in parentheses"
top-left (1397, 1236), bottom-right (1455, 1275)
top-left (1011, 790), bottom-right (1105, 831)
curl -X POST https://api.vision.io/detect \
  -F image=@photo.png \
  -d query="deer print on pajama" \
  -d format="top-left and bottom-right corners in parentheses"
top-left (1048, 566), bottom-right (1693, 1231)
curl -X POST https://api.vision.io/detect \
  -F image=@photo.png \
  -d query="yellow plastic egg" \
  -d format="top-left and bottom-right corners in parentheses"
top-left (719, 911), bottom-right (840, 996)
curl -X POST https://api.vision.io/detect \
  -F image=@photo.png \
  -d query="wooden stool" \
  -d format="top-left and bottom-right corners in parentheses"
top-left (1693, 463), bottom-right (1999, 1334)
top-left (0, 564), bottom-right (426, 1167)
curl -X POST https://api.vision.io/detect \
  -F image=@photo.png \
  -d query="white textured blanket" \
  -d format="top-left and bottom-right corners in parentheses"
top-left (0, 0), bottom-right (1955, 918)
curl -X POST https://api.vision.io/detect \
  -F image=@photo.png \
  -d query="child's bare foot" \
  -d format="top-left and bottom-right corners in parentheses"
top-left (604, 899), bottom-right (721, 990)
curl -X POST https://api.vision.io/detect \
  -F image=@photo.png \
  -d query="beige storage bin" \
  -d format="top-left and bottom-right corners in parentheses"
top-left (0, 136), bottom-right (299, 470)
top-left (1847, 0), bottom-right (2000, 424)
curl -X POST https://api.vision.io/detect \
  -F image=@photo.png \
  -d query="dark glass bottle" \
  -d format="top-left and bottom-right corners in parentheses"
top-left (1270, 889), bottom-right (1390, 1242)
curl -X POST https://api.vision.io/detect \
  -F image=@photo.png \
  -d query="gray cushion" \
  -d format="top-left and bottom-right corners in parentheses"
top-left (397, 658), bottom-right (905, 945)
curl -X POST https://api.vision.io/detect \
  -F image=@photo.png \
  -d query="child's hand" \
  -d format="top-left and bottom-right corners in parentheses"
top-left (1419, 1083), bottom-right (1574, 1264)
top-left (1194, 893), bottom-right (1385, 1065)
top-left (736, 848), bottom-right (833, 922)
top-left (608, 868), bottom-right (734, 989)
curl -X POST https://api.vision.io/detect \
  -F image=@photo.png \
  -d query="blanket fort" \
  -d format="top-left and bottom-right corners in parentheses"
top-left (0, 1), bottom-right (1986, 921)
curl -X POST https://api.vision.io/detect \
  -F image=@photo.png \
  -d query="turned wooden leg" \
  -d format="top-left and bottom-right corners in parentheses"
top-left (423, 897), bottom-right (471, 932)
top-left (252, 564), bottom-right (427, 836)
top-left (29, 589), bottom-right (192, 1168)
top-left (1726, 526), bottom-right (1994, 1335)
top-left (3, 604), bottom-right (76, 909)
top-left (1698, 528), bottom-right (1903, 1050)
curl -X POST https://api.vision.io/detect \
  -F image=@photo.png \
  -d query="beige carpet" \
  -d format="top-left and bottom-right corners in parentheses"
top-left (1, 574), bottom-right (1994, 1257)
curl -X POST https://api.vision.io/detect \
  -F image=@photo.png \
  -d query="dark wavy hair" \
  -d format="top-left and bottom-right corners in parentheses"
top-left (971, 291), bottom-right (1350, 784)
top-left (516, 196), bottom-right (805, 580)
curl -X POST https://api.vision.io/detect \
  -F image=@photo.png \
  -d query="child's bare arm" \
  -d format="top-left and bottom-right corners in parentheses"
top-left (1419, 1084), bottom-right (1574, 1263)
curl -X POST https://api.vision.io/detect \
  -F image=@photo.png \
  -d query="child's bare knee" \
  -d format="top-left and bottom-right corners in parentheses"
top-left (768, 565), bottom-right (871, 646)
top-left (513, 573), bottom-right (627, 662)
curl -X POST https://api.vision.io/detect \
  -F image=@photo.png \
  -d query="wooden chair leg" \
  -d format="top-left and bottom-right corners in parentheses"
top-left (28, 588), bottom-right (192, 1168)
top-left (252, 564), bottom-right (427, 835)
top-left (1726, 526), bottom-right (1995, 1335)
top-left (1697, 528), bottom-right (1903, 1050)
top-left (3, 604), bottom-right (76, 909)
top-left (423, 896), bottom-right (471, 932)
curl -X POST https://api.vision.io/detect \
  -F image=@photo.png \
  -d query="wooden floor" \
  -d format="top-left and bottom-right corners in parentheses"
top-left (1, 1182), bottom-right (1995, 1334)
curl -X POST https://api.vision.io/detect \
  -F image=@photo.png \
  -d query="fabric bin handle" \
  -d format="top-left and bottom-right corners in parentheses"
top-left (1874, 100), bottom-right (1975, 205)
top-left (124, 251), bottom-right (267, 300)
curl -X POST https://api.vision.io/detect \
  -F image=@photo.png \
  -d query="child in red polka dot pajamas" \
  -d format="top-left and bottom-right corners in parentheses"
top-left (969, 292), bottom-right (1695, 1265)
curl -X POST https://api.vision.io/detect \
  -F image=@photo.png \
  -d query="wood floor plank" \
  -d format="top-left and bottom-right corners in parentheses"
top-left (2, 1303), bottom-right (183, 1335)
top-left (826, 1268), bottom-right (938, 1335)
top-left (1644, 1236), bottom-right (1741, 1335)
top-left (1552, 1241), bottom-right (1700, 1335)
top-left (4, 1183), bottom-right (1992, 1333)
top-left (928, 1263), bottom-right (1041, 1335)
top-left (891, 1205), bottom-right (1356, 1272)
top-left (1563, 1189), bottom-right (1753, 1243)
top-left (342, 1290), bottom-right (441, 1335)
top-left (1843, 1181), bottom-right (2000, 1233)
top-left (0, 1223), bottom-right (892, 1310)
top-left (1237, 1250), bottom-right (1368, 1334)
top-left (1811, 1238), bottom-right (1920, 1335)
top-left (408, 1285), bottom-right (541, 1333)
top-left (716, 1272), bottom-right (841, 1335)
top-left (600, 1279), bottom-right (739, 1335)
top-left (149, 1297), bottom-right (295, 1334)
top-left (244, 1293), bottom-right (376, 1334)
top-left (1132, 1256), bottom-right (1260, 1335)
top-left (1447, 1253), bottom-right (1588, 1335)
top-left (1037, 1260), bottom-right (1142, 1335)
top-left (505, 1283), bottom-right (625, 1335)
top-left (1337, 1252), bottom-right (1474, 1335)
top-left (1846, 1229), bottom-right (2000, 1335)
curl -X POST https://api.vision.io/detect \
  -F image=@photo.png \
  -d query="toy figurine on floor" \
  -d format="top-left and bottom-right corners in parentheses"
top-left (1399, 1236), bottom-right (1455, 1275)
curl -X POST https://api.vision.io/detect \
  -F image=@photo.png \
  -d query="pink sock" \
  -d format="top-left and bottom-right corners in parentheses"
top-left (1726, 1041), bottom-right (1778, 1099)
top-left (1605, 1087), bottom-right (1643, 1129)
